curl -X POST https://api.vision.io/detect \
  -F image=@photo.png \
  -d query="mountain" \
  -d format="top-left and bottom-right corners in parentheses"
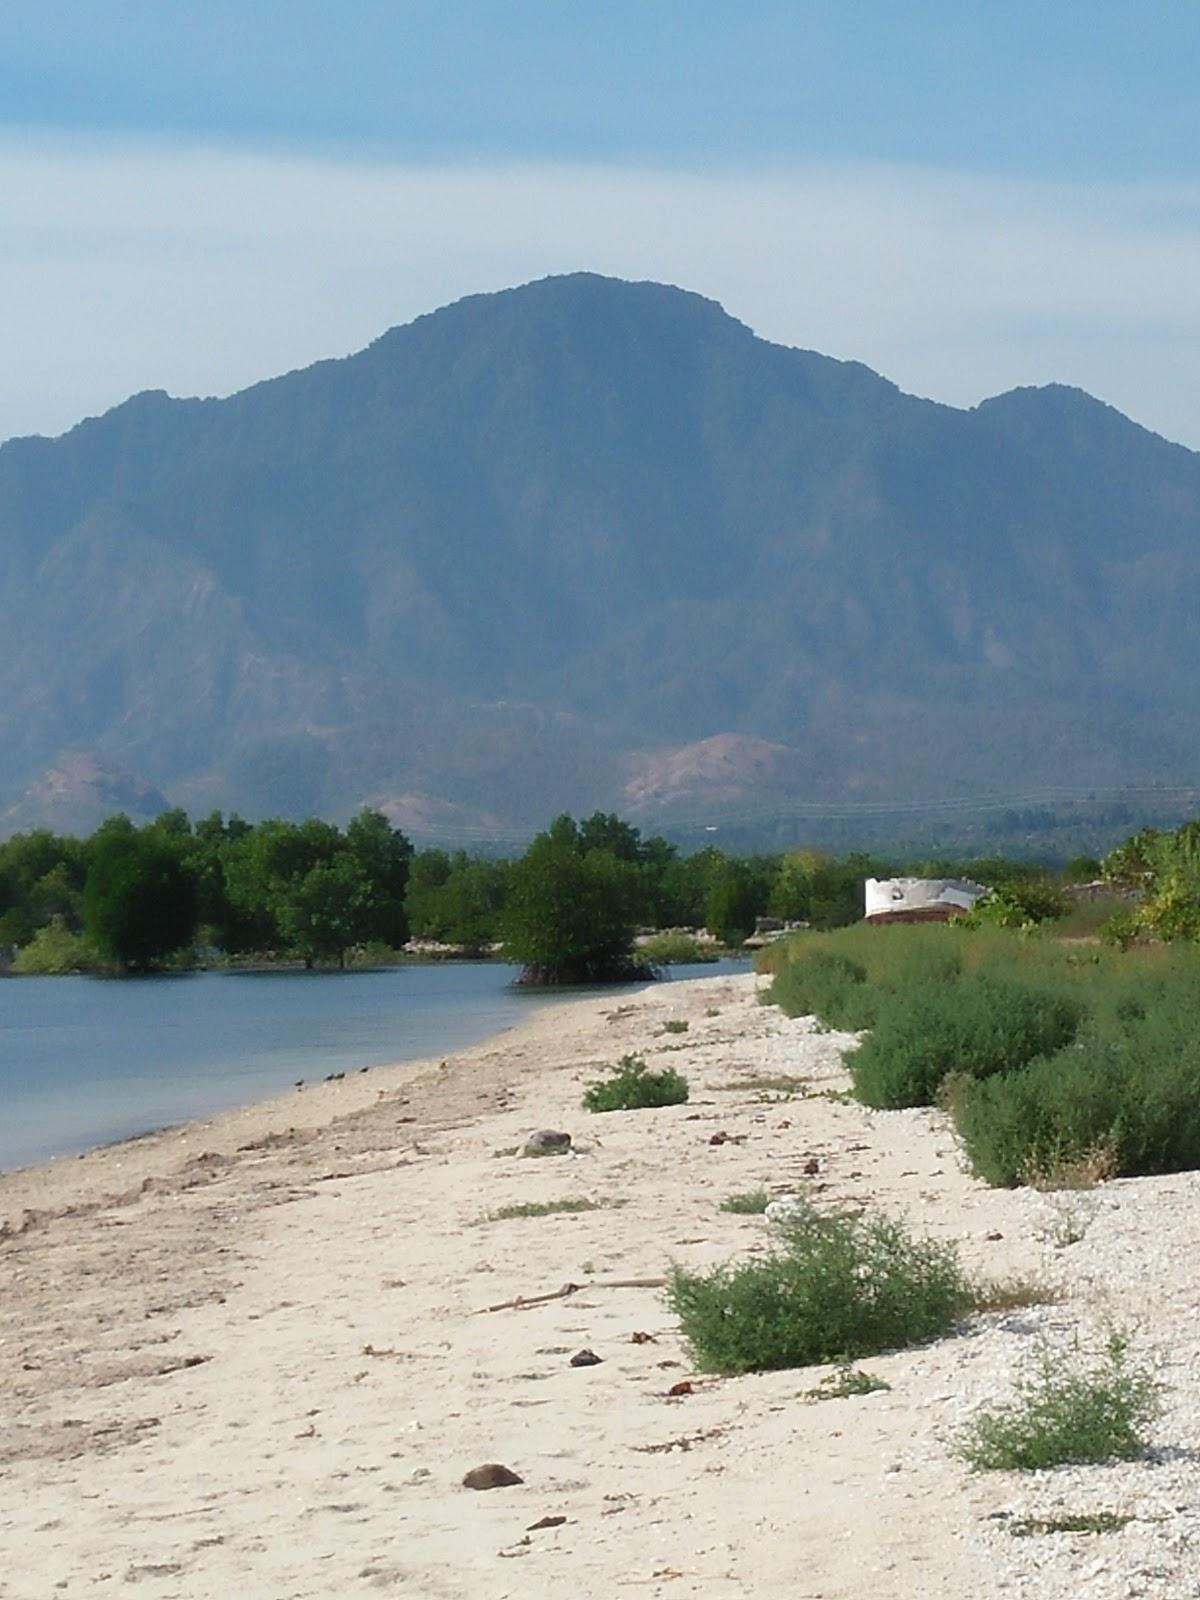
top-left (3, 272), bottom-right (1199, 841)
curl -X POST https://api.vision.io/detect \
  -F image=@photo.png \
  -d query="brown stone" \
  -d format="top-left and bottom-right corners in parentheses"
top-left (462, 1463), bottom-right (524, 1491)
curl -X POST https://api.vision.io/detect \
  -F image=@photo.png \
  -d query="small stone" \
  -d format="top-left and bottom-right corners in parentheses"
top-left (667, 1380), bottom-right (694, 1397)
top-left (522, 1130), bottom-right (572, 1158)
top-left (984, 1230), bottom-right (1004, 1241)
top-left (463, 1463), bottom-right (523, 1490)
top-left (570, 1349), bottom-right (603, 1367)
top-left (527, 1515), bottom-right (567, 1530)
top-left (410, 1467), bottom-right (431, 1482)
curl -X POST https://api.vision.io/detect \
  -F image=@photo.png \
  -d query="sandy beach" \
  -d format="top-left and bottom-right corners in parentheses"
top-left (2, 971), bottom-right (1196, 1600)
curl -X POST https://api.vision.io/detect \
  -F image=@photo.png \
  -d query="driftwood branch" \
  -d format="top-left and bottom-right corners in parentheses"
top-left (476, 1277), bottom-right (668, 1314)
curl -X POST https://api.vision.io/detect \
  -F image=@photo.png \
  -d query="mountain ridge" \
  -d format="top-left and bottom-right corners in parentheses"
top-left (3, 272), bottom-right (1198, 839)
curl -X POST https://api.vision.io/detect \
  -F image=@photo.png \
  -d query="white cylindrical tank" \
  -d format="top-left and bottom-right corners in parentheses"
top-left (864, 877), bottom-right (987, 922)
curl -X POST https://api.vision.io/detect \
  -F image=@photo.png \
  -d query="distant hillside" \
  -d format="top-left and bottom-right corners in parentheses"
top-left (3, 272), bottom-right (1199, 839)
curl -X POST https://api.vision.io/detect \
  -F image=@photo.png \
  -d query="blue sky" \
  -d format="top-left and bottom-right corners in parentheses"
top-left (3, 3), bottom-right (1200, 443)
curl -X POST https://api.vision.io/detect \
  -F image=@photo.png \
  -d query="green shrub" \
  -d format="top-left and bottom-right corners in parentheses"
top-left (959, 877), bottom-right (1065, 930)
top-left (1099, 907), bottom-right (1139, 949)
top-left (767, 950), bottom-right (876, 1030)
top-left (720, 1189), bottom-right (771, 1214)
top-left (961, 1334), bottom-right (1160, 1471)
top-left (953, 1001), bottom-right (1200, 1185)
top-left (849, 975), bottom-right (1081, 1109)
top-left (668, 1208), bottom-right (970, 1374)
top-left (583, 1054), bottom-right (689, 1112)
top-left (661, 1018), bottom-right (689, 1034)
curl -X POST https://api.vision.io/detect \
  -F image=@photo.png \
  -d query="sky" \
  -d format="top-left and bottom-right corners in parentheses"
top-left (4, 2), bottom-right (1200, 446)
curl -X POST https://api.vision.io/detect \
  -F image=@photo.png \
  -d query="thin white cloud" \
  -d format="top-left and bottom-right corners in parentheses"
top-left (2, 136), bottom-right (1199, 447)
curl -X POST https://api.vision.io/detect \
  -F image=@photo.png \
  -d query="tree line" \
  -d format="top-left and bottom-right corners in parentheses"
top-left (0, 803), bottom-right (1096, 978)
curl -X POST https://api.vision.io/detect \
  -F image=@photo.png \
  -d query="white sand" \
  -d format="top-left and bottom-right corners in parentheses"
top-left (1, 972), bottom-right (1196, 1599)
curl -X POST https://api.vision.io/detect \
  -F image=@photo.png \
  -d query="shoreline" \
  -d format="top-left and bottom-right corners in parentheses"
top-left (0, 956), bottom-right (750, 1181)
top-left (0, 985), bottom-right (566, 1229)
top-left (2, 971), bottom-right (1196, 1599)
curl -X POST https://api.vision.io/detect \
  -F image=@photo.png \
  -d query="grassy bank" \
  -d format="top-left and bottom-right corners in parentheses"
top-left (760, 924), bottom-right (1200, 1187)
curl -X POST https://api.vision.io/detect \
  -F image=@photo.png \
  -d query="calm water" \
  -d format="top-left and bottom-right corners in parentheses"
top-left (0, 960), bottom-right (747, 1172)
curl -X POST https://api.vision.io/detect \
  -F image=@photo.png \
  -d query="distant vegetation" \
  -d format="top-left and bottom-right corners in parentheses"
top-left (4, 807), bottom-right (1200, 992)
top-left (0, 808), bottom-right (413, 974)
top-left (0, 805), bottom-right (884, 978)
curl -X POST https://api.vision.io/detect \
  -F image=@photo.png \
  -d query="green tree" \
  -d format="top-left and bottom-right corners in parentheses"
top-left (222, 818), bottom-right (342, 951)
top-left (0, 828), bottom-right (87, 944)
top-left (432, 856), bottom-right (510, 952)
top-left (706, 861), bottom-right (760, 946)
top-left (83, 821), bottom-right (198, 971)
top-left (1116, 820), bottom-right (1200, 941)
top-left (654, 846), bottom-right (725, 927)
top-left (407, 849), bottom-right (453, 939)
top-left (578, 811), bottom-right (646, 862)
top-left (769, 849), bottom-right (825, 921)
top-left (343, 809), bottom-right (412, 947)
top-left (502, 824), bottom-right (645, 984)
top-left (276, 858), bottom-right (366, 968)
top-left (185, 811), bottom-right (255, 950)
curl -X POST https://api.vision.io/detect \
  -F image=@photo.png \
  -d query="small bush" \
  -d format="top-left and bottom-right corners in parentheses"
top-left (961, 1334), bottom-right (1160, 1471)
top-left (661, 1018), bottom-right (690, 1034)
top-left (849, 975), bottom-right (1081, 1109)
top-left (804, 1364), bottom-right (890, 1401)
top-left (720, 1189), bottom-right (771, 1214)
top-left (668, 1208), bottom-right (970, 1374)
top-left (583, 1054), bottom-right (689, 1112)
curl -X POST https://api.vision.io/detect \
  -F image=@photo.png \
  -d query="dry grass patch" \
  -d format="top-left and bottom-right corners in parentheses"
top-left (972, 1277), bottom-right (1058, 1315)
top-left (476, 1197), bottom-right (625, 1224)
top-left (714, 1073), bottom-right (810, 1097)
top-left (1026, 1142), bottom-right (1117, 1191)
top-left (1007, 1512), bottom-right (1132, 1537)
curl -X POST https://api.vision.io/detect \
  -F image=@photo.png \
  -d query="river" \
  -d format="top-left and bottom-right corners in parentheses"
top-left (0, 959), bottom-right (748, 1172)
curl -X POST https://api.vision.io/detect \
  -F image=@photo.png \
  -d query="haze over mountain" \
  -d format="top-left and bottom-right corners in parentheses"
top-left (3, 272), bottom-right (1199, 840)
